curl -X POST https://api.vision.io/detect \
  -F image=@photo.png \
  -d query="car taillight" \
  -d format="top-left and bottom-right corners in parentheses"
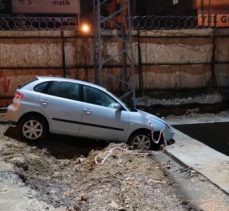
top-left (14, 91), bottom-right (24, 100)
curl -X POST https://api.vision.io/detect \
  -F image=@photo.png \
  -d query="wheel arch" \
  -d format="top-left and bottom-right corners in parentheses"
top-left (127, 128), bottom-right (152, 143)
top-left (18, 112), bottom-right (50, 132)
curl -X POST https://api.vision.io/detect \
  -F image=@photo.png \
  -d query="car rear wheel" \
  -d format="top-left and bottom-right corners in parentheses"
top-left (18, 115), bottom-right (48, 142)
top-left (129, 132), bottom-right (152, 150)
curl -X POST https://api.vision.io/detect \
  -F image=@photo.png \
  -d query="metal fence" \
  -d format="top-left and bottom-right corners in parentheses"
top-left (132, 15), bottom-right (198, 30)
top-left (0, 14), bottom-right (228, 103)
top-left (0, 15), bottom-right (214, 31)
top-left (0, 16), bottom-right (78, 30)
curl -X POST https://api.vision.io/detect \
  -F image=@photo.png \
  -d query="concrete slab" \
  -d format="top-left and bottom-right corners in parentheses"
top-left (154, 152), bottom-right (229, 211)
top-left (166, 128), bottom-right (229, 194)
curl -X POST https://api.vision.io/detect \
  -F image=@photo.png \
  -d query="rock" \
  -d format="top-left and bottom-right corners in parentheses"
top-left (109, 200), bottom-right (119, 209)
top-left (80, 195), bottom-right (88, 202)
top-left (75, 157), bottom-right (85, 163)
top-left (53, 172), bottom-right (60, 177)
top-left (10, 157), bottom-right (28, 171)
top-left (60, 160), bottom-right (70, 167)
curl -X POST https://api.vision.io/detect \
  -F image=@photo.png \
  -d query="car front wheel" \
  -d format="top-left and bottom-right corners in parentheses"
top-left (129, 132), bottom-right (152, 150)
top-left (18, 115), bottom-right (48, 142)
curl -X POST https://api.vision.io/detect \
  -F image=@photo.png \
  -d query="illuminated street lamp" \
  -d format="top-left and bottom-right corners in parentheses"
top-left (80, 22), bottom-right (91, 35)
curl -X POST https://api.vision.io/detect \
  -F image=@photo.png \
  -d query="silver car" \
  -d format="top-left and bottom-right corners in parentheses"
top-left (7, 76), bottom-right (174, 150)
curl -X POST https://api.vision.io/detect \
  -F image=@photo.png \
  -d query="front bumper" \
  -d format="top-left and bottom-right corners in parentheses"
top-left (151, 127), bottom-right (174, 144)
top-left (163, 128), bottom-right (175, 141)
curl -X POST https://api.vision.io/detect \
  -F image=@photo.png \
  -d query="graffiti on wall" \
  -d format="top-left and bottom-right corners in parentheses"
top-left (0, 73), bottom-right (11, 94)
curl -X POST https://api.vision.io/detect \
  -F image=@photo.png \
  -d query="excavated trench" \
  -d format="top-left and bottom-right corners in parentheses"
top-left (174, 122), bottom-right (229, 156)
top-left (138, 102), bottom-right (229, 117)
top-left (4, 126), bottom-right (109, 159)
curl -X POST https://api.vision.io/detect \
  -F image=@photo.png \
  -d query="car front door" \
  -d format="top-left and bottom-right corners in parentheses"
top-left (79, 85), bottom-right (129, 141)
top-left (36, 81), bottom-right (82, 135)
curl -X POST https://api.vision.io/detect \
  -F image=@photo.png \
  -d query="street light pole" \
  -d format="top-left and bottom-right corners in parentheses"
top-left (93, 0), bottom-right (102, 85)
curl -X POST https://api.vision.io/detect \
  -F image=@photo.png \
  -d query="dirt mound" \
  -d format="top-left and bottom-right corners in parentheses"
top-left (0, 129), bottom-right (185, 211)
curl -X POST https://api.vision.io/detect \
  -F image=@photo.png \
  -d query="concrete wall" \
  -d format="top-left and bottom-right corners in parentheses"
top-left (0, 28), bottom-right (229, 106)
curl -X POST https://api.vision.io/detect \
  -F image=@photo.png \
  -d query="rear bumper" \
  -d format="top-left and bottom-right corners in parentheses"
top-left (6, 104), bottom-right (21, 123)
top-left (8, 121), bottom-right (17, 126)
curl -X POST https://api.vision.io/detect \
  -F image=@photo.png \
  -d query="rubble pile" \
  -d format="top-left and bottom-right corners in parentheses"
top-left (0, 129), bottom-right (185, 211)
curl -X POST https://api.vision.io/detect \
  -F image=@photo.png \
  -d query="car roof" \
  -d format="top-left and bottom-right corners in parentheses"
top-left (36, 76), bottom-right (107, 91)
top-left (34, 76), bottom-right (129, 111)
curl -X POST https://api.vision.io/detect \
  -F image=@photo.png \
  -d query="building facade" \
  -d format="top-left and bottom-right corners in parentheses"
top-left (194, 0), bottom-right (229, 27)
top-left (80, 0), bottom-right (195, 18)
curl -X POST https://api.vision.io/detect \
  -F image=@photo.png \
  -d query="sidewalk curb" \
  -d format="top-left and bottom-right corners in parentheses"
top-left (164, 146), bottom-right (229, 196)
top-left (156, 150), bottom-right (229, 211)
top-left (163, 149), bottom-right (190, 169)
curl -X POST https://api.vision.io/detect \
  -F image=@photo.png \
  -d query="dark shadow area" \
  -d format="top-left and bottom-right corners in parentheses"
top-left (174, 122), bottom-right (229, 156)
top-left (139, 102), bottom-right (229, 117)
top-left (4, 126), bottom-right (109, 159)
top-left (4, 126), bottom-right (170, 158)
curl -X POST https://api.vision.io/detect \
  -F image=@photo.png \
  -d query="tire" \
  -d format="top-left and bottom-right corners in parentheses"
top-left (18, 115), bottom-right (48, 142)
top-left (129, 132), bottom-right (152, 150)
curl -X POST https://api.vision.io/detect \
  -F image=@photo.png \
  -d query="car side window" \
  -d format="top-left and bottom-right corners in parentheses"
top-left (34, 82), bottom-right (50, 93)
top-left (46, 81), bottom-right (80, 101)
top-left (83, 86), bottom-right (116, 108)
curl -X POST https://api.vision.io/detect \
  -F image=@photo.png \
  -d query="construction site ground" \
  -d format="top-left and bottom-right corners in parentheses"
top-left (0, 111), bottom-right (229, 211)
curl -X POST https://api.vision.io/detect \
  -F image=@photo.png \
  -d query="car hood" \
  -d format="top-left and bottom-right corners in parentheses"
top-left (138, 110), bottom-right (169, 130)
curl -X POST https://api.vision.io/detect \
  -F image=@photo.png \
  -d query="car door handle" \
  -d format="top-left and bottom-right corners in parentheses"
top-left (39, 99), bottom-right (48, 106)
top-left (83, 108), bottom-right (91, 114)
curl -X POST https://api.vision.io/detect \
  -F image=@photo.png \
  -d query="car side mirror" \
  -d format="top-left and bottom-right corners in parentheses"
top-left (114, 103), bottom-right (122, 110)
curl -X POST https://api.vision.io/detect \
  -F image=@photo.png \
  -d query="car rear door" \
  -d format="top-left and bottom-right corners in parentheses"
top-left (79, 85), bottom-right (129, 141)
top-left (36, 81), bottom-right (82, 135)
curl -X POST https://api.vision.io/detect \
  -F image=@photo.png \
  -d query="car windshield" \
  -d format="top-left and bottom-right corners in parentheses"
top-left (106, 90), bottom-right (137, 112)
top-left (123, 101), bottom-right (138, 112)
